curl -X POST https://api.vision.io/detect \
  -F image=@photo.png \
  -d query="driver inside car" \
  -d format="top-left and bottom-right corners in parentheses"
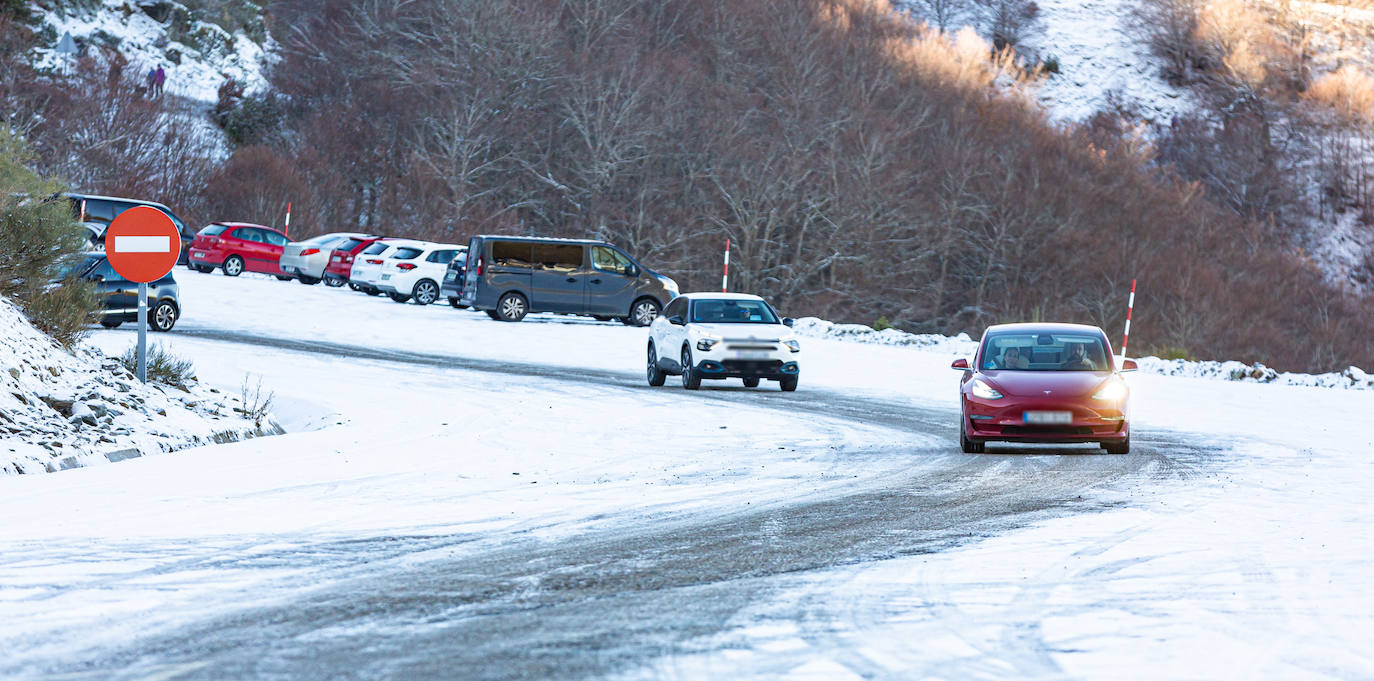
top-left (1061, 343), bottom-right (1095, 370)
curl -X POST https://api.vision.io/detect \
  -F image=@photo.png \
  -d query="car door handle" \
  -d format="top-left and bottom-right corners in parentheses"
top-left (591, 278), bottom-right (602, 285)
top-left (566, 277), bottom-right (577, 283)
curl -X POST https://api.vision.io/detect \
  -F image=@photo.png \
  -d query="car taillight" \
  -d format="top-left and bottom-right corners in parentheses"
top-left (397, 263), bottom-right (417, 271)
top-left (344, 254), bottom-right (354, 263)
top-left (367, 259), bottom-right (382, 264)
top-left (476, 256), bottom-right (484, 277)
top-left (300, 248), bottom-right (320, 256)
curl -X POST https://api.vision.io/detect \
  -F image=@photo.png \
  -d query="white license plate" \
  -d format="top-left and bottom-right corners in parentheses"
top-left (380, 274), bottom-right (391, 280)
top-left (191, 252), bottom-right (204, 259)
top-left (731, 351), bottom-right (769, 360)
top-left (1024, 411), bottom-right (1073, 425)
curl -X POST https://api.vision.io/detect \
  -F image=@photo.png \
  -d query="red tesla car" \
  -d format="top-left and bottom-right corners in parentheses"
top-left (952, 322), bottom-right (1138, 454)
top-left (323, 235), bottom-right (388, 288)
top-left (188, 222), bottom-right (292, 278)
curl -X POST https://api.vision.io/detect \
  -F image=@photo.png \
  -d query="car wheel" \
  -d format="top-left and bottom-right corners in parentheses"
top-left (485, 310), bottom-right (502, 320)
top-left (592, 315), bottom-right (613, 322)
top-left (100, 320), bottom-right (121, 329)
top-left (388, 292), bottom-right (411, 304)
top-left (363, 287), bottom-right (381, 296)
top-left (194, 264), bottom-right (213, 273)
top-left (779, 375), bottom-right (798, 392)
top-left (681, 346), bottom-right (701, 390)
top-left (742, 377), bottom-right (760, 388)
top-left (1103, 436), bottom-right (1130, 455)
top-left (222, 255), bottom-right (245, 277)
top-left (630, 298), bottom-right (661, 327)
top-left (275, 275), bottom-right (293, 281)
top-left (413, 280), bottom-right (439, 305)
top-left (647, 343), bottom-right (667, 387)
top-left (448, 297), bottom-right (468, 309)
top-left (324, 276), bottom-right (345, 287)
top-left (497, 292), bottom-right (528, 322)
top-left (348, 283), bottom-right (362, 292)
top-left (299, 275), bottom-right (321, 285)
top-left (150, 301), bottom-right (177, 332)
top-left (959, 423), bottom-right (985, 454)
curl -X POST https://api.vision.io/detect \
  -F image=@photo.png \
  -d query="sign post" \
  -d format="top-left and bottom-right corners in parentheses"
top-left (104, 207), bottom-right (181, 383)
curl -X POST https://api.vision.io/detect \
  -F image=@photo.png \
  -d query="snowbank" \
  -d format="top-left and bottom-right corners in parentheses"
top-left (792, 316), bottom-right (1373, 390)
top-left (1, 298), bottom-right (277, 475)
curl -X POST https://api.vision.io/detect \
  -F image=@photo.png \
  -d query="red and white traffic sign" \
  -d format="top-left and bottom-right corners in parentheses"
top-left (105, 206), bottom-right (181, 283)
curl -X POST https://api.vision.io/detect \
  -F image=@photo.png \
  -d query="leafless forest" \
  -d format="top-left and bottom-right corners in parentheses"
top-left (3, 0), bottom-right (1372, 371)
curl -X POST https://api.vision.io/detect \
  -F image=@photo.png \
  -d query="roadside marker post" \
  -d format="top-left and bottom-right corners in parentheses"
top-left (722, 239), bottom-right (730, 293)
top-left (104, 207), bottom-right (181, 383)
top-left (1121, 279), bottom-right (1136, 361)
top-left (284, 202), bottom-right (292, 238)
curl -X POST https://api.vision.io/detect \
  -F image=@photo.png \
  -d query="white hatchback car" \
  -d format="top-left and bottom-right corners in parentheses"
top-left (348, 239), bottom-right (428, 295)
top-left (646, 292), bottom-right (802, 391)
top-left (375, 242), bottom-right (466, 305)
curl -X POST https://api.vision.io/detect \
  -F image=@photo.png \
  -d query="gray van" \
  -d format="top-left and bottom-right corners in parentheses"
top-left (459, 236), bottom-right (678, 324)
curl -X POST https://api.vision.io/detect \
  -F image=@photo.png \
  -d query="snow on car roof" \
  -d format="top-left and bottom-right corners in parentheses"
top-left (677, 292), bottom-right (767, 301)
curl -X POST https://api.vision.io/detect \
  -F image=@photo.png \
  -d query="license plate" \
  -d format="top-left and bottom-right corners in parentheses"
top-left (192, 252), bottom-right (204, 259)
top-left (445, 272), bottom-right (456, 281)
top-left (1024, 411), bottom-right (1073, 425)
top-left (731, 351), bottom-right (769, 360)
top-left (380, 274), bottom-right (391, 280)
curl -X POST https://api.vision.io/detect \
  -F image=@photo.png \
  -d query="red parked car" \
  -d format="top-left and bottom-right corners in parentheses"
top-left (323, 235), bottom-right (389, 289)
top-left (188, 222), bottom-right (292, 278)
top-left (952, 322), bottom-right (1138, 454)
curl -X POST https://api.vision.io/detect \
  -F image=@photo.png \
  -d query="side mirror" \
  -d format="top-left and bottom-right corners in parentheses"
top-left (90, 274), bottom-right (104, 282)
top-left (951, 358), bottom-right (970, 370)
top-left (628, 264), bottom-right (640, 278)
top-left (783, 317), bottom-right (795, 327)
top-left (667, 315), bottom-right (684, 326)
top-left (1120, 358), bottom-right (1139, 372)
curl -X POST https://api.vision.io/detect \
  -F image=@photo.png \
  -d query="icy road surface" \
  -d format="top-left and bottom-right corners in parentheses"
top-left (2, 271), bottom-right (1372, 680)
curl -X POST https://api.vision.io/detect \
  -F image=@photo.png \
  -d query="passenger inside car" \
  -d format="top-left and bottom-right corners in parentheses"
top-left (1000, 346), bottom-right (1029, 370)
top-left (1061, 342), bottom-right (1095, 370)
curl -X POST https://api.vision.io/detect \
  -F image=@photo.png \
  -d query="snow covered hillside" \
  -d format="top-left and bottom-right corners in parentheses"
top-left (30, 0), bottom-right (274, 102)
top-left (0, 296), bottom-right (277, 474)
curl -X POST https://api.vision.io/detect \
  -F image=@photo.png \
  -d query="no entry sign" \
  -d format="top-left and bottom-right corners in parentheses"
top-left (105, 206), bottom-right (181, 283)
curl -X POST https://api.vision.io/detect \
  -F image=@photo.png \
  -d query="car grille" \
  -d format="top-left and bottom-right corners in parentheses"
top-left (999, 425), bottom-right (1096, 436)
top-left (724, 344), bottom-right (777, 352)
top-left (721, 359), bottom-right (784, 374)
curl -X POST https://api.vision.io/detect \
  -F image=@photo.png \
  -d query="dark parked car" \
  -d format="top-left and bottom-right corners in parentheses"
top-left (63, 253), bottom-right (181, 331)
top-left (439, 249), bottom-right (469, 307)
top-left (458, 235), bottom-right (678, 324)
top-left (64, 193), bottom-right (196, 266)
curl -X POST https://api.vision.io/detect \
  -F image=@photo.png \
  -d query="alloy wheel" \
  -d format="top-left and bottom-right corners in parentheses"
top-left (415, 281), bottom-right (438, 305)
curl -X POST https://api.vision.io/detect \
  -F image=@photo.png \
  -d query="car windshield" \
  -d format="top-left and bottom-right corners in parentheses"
top-left (981, 332), bottom-right (1112, 371)
top-left (690, 299), bottom-right (779, 324)
top-left (199, 224), bottom-right (227, 236)
top-left (303, 234), bottom-right (345, 247)
top-left (55, 253), bottom-right (100, 280)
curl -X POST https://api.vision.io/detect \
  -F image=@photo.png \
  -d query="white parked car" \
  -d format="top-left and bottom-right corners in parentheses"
top-left (375, 243), bottom-right (466, 305)
top-left (646, 292), bottom-right (801, 391)
top-left (280, 232), bottom-right (374, 285)
top-left (348, 239), bottom-right (428, 296)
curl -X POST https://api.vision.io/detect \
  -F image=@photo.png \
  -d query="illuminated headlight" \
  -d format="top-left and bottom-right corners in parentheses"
top-left (783, 339), bottom-right (801, 353)
top-left (661, 276), bottom-right (679, 295)
top-left (970, 379), bottom-right (1003, 400)
top-left (696, 334), bottom-right (721, 351)
top-left (1092, 379), bottom-right (1128, 402)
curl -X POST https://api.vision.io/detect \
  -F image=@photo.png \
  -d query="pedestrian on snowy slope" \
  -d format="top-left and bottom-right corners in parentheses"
top-left (153, 65), bottom-right (166, 97)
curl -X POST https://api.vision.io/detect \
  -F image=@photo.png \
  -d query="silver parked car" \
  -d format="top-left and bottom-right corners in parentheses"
top-left (280, 232), bottom-right (375, 285)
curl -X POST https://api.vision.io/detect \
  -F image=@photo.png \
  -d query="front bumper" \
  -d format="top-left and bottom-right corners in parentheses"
top-left (693, 358), bottom-right (800, 380)
top-left (962, 395), bottom-right (1128, 443)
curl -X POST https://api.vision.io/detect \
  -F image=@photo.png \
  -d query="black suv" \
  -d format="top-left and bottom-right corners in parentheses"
top-left (64, 253), bottom-right (181, 332)
top-left (64, 193), bottom-right (196, 266)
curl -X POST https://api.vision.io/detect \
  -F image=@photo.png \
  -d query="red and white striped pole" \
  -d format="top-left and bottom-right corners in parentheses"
top-left (722, 238), bottom-right (730, 292)
top-left (283, 201), bottom-right (292, 238)
top-left (1121, 279), bottom-right (1136, 360)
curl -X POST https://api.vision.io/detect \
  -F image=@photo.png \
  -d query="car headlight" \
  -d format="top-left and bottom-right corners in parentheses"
top-left (661, 276), bottom-right (679, 295)
top-left (970, 379), bottom-right (1003, 400)
top-left (1092, 379), bottom-right (1128, 402)
top-left (783, 339), bottom-right (801, 353)
top-left (695, 332), bottom-right (721, 351)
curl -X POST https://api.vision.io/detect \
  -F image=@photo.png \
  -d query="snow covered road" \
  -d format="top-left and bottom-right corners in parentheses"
top-left (2, 270), bottom-right (1372, 680)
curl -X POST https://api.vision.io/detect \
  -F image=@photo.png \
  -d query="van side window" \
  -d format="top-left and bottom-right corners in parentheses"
top-left (532, 244), bottom-right (582, 272)
top-left (592, 246), bottom-right (633, 276)
top-left (492, 242), bottom-right (533, 268)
